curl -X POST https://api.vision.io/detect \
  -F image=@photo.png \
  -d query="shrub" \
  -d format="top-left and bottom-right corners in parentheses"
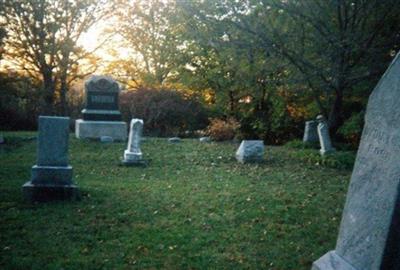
top-left (284, 139), bottom-right (319, 149)
top-left (206, 117), bottom-right (240, 141)
top-left (120, 88), bottom-right (209, 137)
top-left (338, 111), bottom-right (364, 148)
top-left (0, 74), bottom-right (41, 130)
top-left (289, 148), bottom-right (356, 170)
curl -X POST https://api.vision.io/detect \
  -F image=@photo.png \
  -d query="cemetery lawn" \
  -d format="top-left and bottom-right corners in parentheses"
top-left (0, 132), bottom-right (353, 270)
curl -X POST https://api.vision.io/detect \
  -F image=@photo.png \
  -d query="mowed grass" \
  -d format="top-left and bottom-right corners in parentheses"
top-left (0, 132), bottom-right (352, 270)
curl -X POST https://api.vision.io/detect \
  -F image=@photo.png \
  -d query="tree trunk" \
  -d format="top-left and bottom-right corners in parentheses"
top-left (328, 88), bottom-right (343, 136)
top-left (228, 90), bottom-right (235, 115)
top-left (60, 72), bottom-right (68, 116)
top-left (42, 70), bottom-right (55, 115)
top-left (59, 53), bottom-right (70, 116)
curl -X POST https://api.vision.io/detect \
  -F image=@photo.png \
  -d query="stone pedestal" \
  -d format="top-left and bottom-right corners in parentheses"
top-left (75, 120), bottom-right (127, 141)
top-left (303, 120), bottom-right (319, 143)
top-left (235, 140), bottom-right (264, 163)
top-left (23, 116), bottom-right (79, 202)
top-left (123, 119), bottom-right (146, 166)
top-left (75, 75), bottom-right (127, 141)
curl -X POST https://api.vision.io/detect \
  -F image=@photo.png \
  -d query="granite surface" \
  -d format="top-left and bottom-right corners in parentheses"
top-left (235, 140), bottom-right (264, 163)
top-left (317, 121), bottom-right (335, 155)
top-left (123, 119), bottom-right (144, 164)
top-left (81, 75), bottom-right (122, 121)
top-left (303, 120), bottom-right (319, 143)
top-left (312, 52), bottom-right (400, 269)
top-left (75, 120), bottom-right (127, 141)
top-left (23, 116), bottom-right (78, 202)
top-left (36, 116), bottom-right (70, 166)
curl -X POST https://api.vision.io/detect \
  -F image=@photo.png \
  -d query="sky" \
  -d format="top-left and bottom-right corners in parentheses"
top-left (77, 19), bottom-right (131, 62)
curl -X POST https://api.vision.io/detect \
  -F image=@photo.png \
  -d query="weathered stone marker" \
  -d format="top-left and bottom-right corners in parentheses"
top-left (317, 115), bottom-right (335, 155)
top-left (235, 140), bottom-right (264, 163)
top-left (76, 75), bottom-right (127, 141)
top-left (168, 137), bottom-right (181, 143)
top-left (123, 118), bottom-right (146, 166)
top-left (312, 53), bottom-right (400, 270)
top-left (303, 120), bottom-right (319, 143)
top-left (23, 116), bottom-right (79, 202)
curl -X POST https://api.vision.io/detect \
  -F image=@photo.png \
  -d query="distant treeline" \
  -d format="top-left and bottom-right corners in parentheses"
top-left (1, 1), bottom-right (399, 147)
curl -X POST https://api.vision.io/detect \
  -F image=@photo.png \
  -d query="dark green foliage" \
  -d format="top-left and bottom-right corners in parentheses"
top-left (285, 140), bottom-right (356, 170)
top-left (120, 88), bottom-right (209, 137)
top-left (338, 111), bottom-right (365, 148)
top-left (284, 139), bottom-right (319, 150)
top-left (0, 74), bottom-right (41, 130)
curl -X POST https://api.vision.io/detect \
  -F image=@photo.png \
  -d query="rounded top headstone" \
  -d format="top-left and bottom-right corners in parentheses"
top-left (85, 75), bottom-right (119, 93)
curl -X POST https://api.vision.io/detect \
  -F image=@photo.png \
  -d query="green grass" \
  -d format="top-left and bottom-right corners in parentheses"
top-left (0, 132), bottom-right (353, 269)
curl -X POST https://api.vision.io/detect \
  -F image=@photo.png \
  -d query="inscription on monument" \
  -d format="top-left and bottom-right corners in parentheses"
top-left (91, 95), bottom-right (115, 103)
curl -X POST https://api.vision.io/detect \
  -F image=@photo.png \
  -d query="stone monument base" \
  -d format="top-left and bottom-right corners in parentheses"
top-left (75, 119), bottom-right (127, 141)
top-left (31, 165), bottom-right (73, 185)
top-left (320, 148), bottom-right (336, 156)
top-left (312, 251), bottom-right (357, 270)
top-left (122, 150), bottom-right (146, 166)
top-left (22, 182), bottom-right (80, 202)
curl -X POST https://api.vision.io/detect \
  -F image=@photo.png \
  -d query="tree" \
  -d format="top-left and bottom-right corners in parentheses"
top-left (176, 0), bottom-right (292, 141)
top-left (112, 0), bottom-right (182, 87)
top-left (247, 0), bottom-right (400, 134)
top-left (1, 0), bottom-right (105, 115)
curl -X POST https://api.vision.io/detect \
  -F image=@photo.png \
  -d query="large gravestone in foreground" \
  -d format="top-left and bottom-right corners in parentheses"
top-left (75, 75), bottom-right (127, 141)
top-left (23, 116), bottom-right (79, 202)
top-left (312, 53), bottom-right (400, 269)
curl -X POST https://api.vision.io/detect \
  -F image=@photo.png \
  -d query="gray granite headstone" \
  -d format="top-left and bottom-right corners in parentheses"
top-left (199, 136), bottom-right (211, 143)
top-left (317, 116), bottom-right (335, 155)
top-left (22, 116), bottom-right (79, 202)
top-left (312, 53), bottom-right (400, 270)
top-left (100, 136), bottom-right (114, 143)
top-left (123, 119), bottom-right (146, 166)
top-left (303, 120), bottom-right (319, 143)
top-left (235, 140), bottom-right (264, 163)
top-left (168, 137), bottom-right (181, 143)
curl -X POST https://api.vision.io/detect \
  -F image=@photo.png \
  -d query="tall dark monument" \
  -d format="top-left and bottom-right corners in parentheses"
top-left (75, 75), bottom-right (127, 140)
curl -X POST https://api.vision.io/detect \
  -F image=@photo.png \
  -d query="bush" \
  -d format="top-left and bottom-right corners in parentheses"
top-left (284, 139), bottom-right (319, 149)
top-left (206, 117), bottom-right (240, 141)
top-left (338, 111), bottom-right (364, 148)
top-left (120, 88), bottom-right (209, 137)
top-left (289, 148), bottom-right (356, 170)
top-left (0, 74), bottom-right (41, 130)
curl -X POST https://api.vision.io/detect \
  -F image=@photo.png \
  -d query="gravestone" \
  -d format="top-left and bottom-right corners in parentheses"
top-left (312, 52), bottom-right (400, 270)
top-left (100, 136), bottom-right (114, 143)
top-left (22, 116), bottom-right (79, 202)
top-left (0, 135), bottom-right (4, 144)
top-left (168, 137), bottom-right (181, 143)
top-left (235, 140), bottom-right (264, 163)
top-left (199, 136), bottom-right (211, 143)
top-left (317, 115), bottom-right (335, 155)
top-left (303, 120), bottom-right (319, 143)
top-left (123, 118), bottom-right (146, 166)
top-left (75, 75), bottom-right (127, 141)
